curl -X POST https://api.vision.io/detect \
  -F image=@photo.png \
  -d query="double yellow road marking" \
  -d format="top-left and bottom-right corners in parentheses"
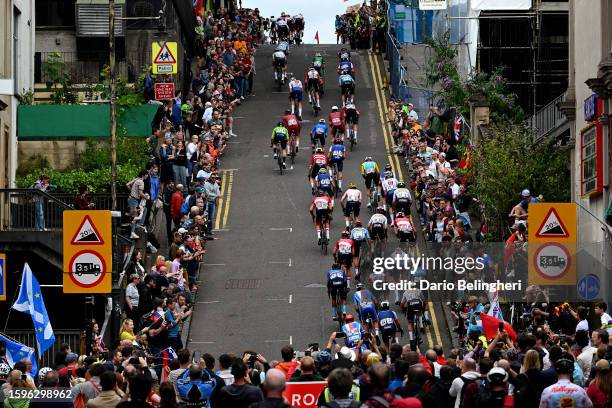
top-left (368, 52), bottom-right (443, 349)
top-left (213, 169), bottom-right (235, 230)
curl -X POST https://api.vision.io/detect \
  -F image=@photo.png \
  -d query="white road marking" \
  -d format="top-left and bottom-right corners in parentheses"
top-left (289, 294), bottom-right (293, 304)
top-left (190, 341), bottom-right (216, 344)
top-left (264, 339), bottom-right (291, 343)
top-left (203, 263), bottom-right (226, 266)
top-left (264, 154), bottom-right (269, 158)
top-left (269, 258), bottom-right (292, 267)
top-left (197, 300), bottom-right (221, 304)
top-left (290, 335), bottom-right (293, 345)
top-left (269, 227), bottom-right (293, 232)
top-left (211, 228), bottom-right (230, 232)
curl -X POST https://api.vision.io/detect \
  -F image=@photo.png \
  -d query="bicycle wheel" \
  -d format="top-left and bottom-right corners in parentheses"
top-left (278, 155), bottom-right (283, 175)
top-left (349, 128), bottom-right (355, 151)
top-left (321, 237), bottom-right (328, 255)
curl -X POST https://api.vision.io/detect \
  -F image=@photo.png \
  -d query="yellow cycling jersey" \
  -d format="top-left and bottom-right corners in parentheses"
top-left (361, 161), bottom-right (380, 176)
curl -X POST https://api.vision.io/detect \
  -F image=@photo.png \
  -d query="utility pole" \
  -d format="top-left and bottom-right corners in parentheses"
top-left (109, 0), bottom-right (117, 211)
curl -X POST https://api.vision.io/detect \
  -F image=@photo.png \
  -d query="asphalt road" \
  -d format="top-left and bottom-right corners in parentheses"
top-left (186, 44), bottom-right (454, 359)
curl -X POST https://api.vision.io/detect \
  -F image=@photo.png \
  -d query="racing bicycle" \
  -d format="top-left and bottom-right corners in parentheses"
top-left (346, 120), bottom-right (356, 151)
top-left (274, 65), bottom-right (284, 91)
top-left (288, 131), bottom-right (298, 165)
top-left (368, 184), bottom-right (379, 212)
top-left (308, 88), bottom-right (320, 116)
top-left (329, 162), bottom-right (341, 198)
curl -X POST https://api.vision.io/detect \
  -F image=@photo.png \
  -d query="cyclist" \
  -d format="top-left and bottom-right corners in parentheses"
top-left (338, 73), bottom-right (355, 106)
top-left (340, 182), bottom-right (361, 228)
top-left (349, 220), bottom-right (369, 281)
top-left (360, 157), bottom-right (380, 207)
top-left (393, 211), bottom-right (416, 242)
top-left (342, 102), bottom-right (360, 144)
top-left (288, 76), bottom-right (304, 120)
top-left (282, 109), bottom-right (301, 152)
top-left (378, 300), bottom-right (403, 350)
top-left (381, 172), bottom-right (399, 216)
top-left (337, 58), bottom-right (354, 77)
top-left (328, 137), bottom-right (347, 192)
top-left (368, 207), bottom-right (388, 249)
top-left (333, 230), bottom-right (354, 284)
top-left (316, 167), bottom-right (335, 197)
top-left (400, 284), bottom-right (425, 351)
top-left (341, 314), bottom-right (365, 349)
top-left (276, 15), bottom-right (290, 41)
top-left (313, 52), bottom-right (325, 76)
top-left (277, 40), bottom-right (290, 55)
top-left (305, 66), bottom-right (322, 110)
top-left (293, 14), bottom-right (305, 41)
top-left (272, 47), bottom-right (287, 82)
top-left (308, 147), bottom-right (328, 194)
top-left (328, 106), bottom-right (344, 139)
top-left (327, 263), bottom-right (348, 321)
top-left (310, 118), bottom-right (329, 153)
top-left (392, 181), bottom-right (412, 217)
top-left (270, 121), bottom-right (289, 169)
top-left (338, 47), bottom-right (351, 61)
top-left (353, 282), bottom-right (379, 336)
top-left (309, 190), bottom-right (333, 245)
top-left (269, 16), bottom-right (277, 44)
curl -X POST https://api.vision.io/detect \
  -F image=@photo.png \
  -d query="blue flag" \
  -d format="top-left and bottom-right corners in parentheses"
top-left (0, 334), bottom-right (38, 377)
top-left (11, 263), bottom-right (55, 354)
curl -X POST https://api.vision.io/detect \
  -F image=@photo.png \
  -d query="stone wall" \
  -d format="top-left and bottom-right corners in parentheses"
top-left (17, 140), bottom-right (88, 171)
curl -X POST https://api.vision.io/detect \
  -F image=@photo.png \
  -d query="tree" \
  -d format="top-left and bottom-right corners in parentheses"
top-left (43, 52), bottom-right (77, 104)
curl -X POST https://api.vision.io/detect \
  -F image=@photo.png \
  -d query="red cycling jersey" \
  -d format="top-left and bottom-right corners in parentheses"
top-left (310, 196), bottom-right (332, 212)
top-left (394, 217), bottom-right (414, 232)
top-left (283, 114), bottom-right (301, 135)
top-left (328, 112), bottom-right (343, 128)
top-left (335, 238), bottom-right (354, 255)
top-left (310, 153), bottom-right (328, 166)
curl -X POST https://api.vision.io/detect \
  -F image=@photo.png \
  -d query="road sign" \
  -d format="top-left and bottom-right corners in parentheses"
top-left (152, 42), bottom-right (178, 74)
top-left (577, 274), bottom-right (600, 301)
top-left (154, 82), bottom-right (175, 101)
top-left (419, 0), bottom-right (447, 10)
top-left (63, 211), bottom-right (112, 293)
top-left (0, 253), bottom-right (5, 301)
top-left (282, 382), bottom-right (327, 408)
top-left (529, 242), bottom-right (576, 285)
top-left (528, 203), bottom-right (576, 243)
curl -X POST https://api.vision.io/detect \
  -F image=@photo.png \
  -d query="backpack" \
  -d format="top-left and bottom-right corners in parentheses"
top-left (513, 374), bottom-right (534, 408)
top-left (73, 380), bottom-right (101, 408)
top-left (458, 376), bottom-right (476, 408)
top-left (323, 401), bottom-right (363, 408)
top-left (472, 383), bottom-right (511, 408)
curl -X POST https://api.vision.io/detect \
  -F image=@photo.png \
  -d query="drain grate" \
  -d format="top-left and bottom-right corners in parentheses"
top-left (225, 279), bottom-right (262, 289)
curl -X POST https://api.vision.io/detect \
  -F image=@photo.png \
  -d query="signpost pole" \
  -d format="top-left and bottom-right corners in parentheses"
top-left (109, 0), bottom-right (117, 212)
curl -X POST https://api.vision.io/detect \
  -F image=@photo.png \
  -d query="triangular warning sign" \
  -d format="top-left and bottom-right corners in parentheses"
top-left (70, 215), bottom-right (105, 245)
top-left (153, 43), bottom-right (176, 64)
top-left (535, 208), bottom-right (569, 238)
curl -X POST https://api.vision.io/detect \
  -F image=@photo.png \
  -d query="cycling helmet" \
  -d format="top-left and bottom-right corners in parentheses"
top-left (355, 220), bottom-right (362, 226)
top-left (380, 301), bottom-right (390, 310)
top-left (332, 105), bottom-right (339, 111)
top-left (315, 147), bottom-right (323, 153)
top-left (315, 52), bottom-right (322, 57)
top-left (290, 76), bottom-right (296, 81)
top-left (384, 172), bottom-right (393, 179)
top-left (396, 211), bottom-right (404, 218)
top-left (341, 230), bottom-right (349, 237)
top-left (397, 181), bottom-right (406, 188)
top-left (317, 350), bottom-right (332, 365)
top-left (277, 121), bottom-right (284, 126)
top-left (344, 314), bottom-right (355, 323)
top-left (319, 118), bottom-right (326, 124)
top-left (319, 168), bottom-right (328, 174)
top-left (364, 156), bottom-right (372, 161)
top-left (349, 182), bottom-right (357, 189)
top-left (355, 282), bottom-right (365, 290)
top-left (385, 164), bottom-right (392, 171)
top-left (309, 66), bottom-right (315, 70)
top-left (486, 367), bottom-right (508, 384)
top-left (316, 190), bottom-right (324, 196)
top-left (0, 362), bottom-right (10, 376)
top-left (285, 109), bottom-right (291, 114)
top-left (38, 367), bottom-right (53, 382)
top-left (376, 207), bottom-right (386, 214)
top-left (345, 103), bottom-right (356, 109)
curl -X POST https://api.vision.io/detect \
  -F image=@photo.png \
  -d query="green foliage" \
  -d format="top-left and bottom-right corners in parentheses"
top-left (470, 124), bottom-right (571, 239)
top-left (79, 137), bottom-right (148, 172)
top-left (16, 163), bottom-right (142, 194)
top-left (425, 33), bottom-right (523, 122)
top-left (43, 52), bottom-right (78, 104)
top-left (18, 88), bottom-right (35, 105)
top-left (16, 154), bottom-right (50, 177)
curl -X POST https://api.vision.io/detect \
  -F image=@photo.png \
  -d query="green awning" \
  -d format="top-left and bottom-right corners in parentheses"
top-left (18, 104), bottom-right (158, 140)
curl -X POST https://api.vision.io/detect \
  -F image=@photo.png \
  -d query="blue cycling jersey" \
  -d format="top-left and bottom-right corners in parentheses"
top-left (326, 268), bottom-right (347, 287)
top-left (329, 144), bottom-right (346, 160)
top-left (342, 322), bottom-right (365, 348)
top-left (350, 227), bottom-right (370, 242)
top-left (339, 74), bottom-right (354, 85)
top-left (378, 309), bottom-right (398, 332)
top-left (317, 174), bottom-right (332, 189)
top-left (353, 290), bottom-right (375, 313)
top-left (338, 61), bottom-right (353, 73)
top-left (312, 123), bottom-right (328, 135)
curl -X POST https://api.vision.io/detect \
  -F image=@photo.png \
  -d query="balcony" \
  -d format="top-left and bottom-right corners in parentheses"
top-left (527, 93), bottom-right (570, 143)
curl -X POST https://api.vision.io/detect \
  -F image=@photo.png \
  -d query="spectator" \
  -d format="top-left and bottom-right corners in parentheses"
top-left (158, 382), bottom-right (178, 408)
top-left (119, 318), bottom-right (137, 342)
top-left (318, 367), bottom-right (364, 407)
top-left (74, 185), bottom-right (95, 210)
top-left (586, 359), bottom-right (611, 408)
top-left (217, 359), bottom-right (264, 408)
top-left (290, 356), bottom-right (324, 382)
top-left (217, 353), bottom-right (236, 385)
top-left (125, 274), bottom-right (141, 323)
top-left (86, 370), bottom-right (122, 408)
top-left (71, 363), bottom-right (104, 405)
top-left (449, 358), bottom-right (479, 408)
top-left (249, 368), bottom-right (292, 408)
top-left (33, 174), bottom-right (50, 230)
top-left (116, 373), bottom-right (154, 408)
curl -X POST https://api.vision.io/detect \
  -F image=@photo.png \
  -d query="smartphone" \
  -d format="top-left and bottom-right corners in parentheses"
top-left (498, 322), bottom-right (505, 332)
top-left (335, 331), bottom-right (345, 338)
top-left (192, 350), bottom-right (201, 364)
top-left (296, 351), bottom-right (305, 358)
top-left (308, 343), bottom-right (319, 352)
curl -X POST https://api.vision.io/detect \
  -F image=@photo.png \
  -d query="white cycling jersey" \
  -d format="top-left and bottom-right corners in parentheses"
top-left (307, 69), bottom-right (319, 80)
top-left (368, 213), bottom-right (388, 227)
top-left (382, 178), bottom-right (399, 193)
top-left (273, 51), bottom-right (286, 60)
top-left (393, 188), bottom-right (412, 202)
top-left (289, 79), bottom-right (302, 92)
top-left (342, 189), bottom-right (362, 203)
top-left (276, 19), bottom-right (288, 27)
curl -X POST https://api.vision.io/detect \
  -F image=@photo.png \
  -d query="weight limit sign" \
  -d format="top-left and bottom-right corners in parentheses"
top-left (68, 250), bottom-right (107, 288)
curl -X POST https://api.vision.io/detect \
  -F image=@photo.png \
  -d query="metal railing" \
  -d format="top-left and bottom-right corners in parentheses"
top-left (527, 93), bottom-right (568, 143)
top-left (4, 330), bottom-right (82, 368)
top-left (0, 189), bottom-right (129, 232)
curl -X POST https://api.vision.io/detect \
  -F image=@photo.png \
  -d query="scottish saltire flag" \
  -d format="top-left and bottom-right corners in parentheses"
top-left (487, 290), bottom-right (505, 321)
top-left (11, 263), bottom-right (55, 354)
top-left (0, 334), bottom-right (38, 377)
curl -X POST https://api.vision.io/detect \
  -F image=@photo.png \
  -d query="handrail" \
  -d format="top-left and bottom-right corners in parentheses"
top-left (527, 93), bottom-right (567, 142)
top-left (0, 188), bottom-right (72, 210)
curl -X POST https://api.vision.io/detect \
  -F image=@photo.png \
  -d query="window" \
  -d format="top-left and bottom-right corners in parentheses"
top-left (580, 125), bottom-right (603, 197)
top-left (36, 0), bottom-right (75, 28)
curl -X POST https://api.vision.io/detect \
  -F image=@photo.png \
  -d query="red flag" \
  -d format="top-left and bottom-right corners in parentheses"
top-left (160, 349), bottom-right (169, 383)
top-left (480, 312), bottom-right (517, 343)
top-left (314, 31), bottom-right (320, 44)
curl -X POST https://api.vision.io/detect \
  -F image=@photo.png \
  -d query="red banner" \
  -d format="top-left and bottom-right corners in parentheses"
top-left (282, 381), bottom-right (327, 408)
top-left (155, 82), bottom-right (175, 101)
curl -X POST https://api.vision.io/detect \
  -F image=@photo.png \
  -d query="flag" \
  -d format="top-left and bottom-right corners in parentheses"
top-left (12, 263), bottom-right (55, 354)
top-left (480, 312), bottom-right (517, 343)
top-left (0, 334), bottom-right (38, 377)
top-left (453, 115), bottom-right (463, 141)
top-left (314, 31), bottom-right (320, 44)
top-left (160, 347), bottom-right (178, 383)
top-left (487, 290), bottom-right (504, 321)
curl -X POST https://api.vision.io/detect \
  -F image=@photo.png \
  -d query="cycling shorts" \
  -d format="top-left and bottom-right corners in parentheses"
top-left (310, 163), bottom-right (324, 179)
top-left (397, 230), bottom-right (416, 243)
top-left (278, 25), bottom-right (289, 37)
top-left (394, 199), bottom-right (411, 214)
top-left (370, 224), bottom-right (386, 240)
top-left (294, 19), bottom-right (304, 30)
top-left (364, 173), bottom-right (379, 190)
top-left (273, 135), bottom-right (288, 149)
top-left (273, 58), bottom-right (286, 68)
top-left (330, 157), bottom-right (344, 172)
top-left (287, 125), bottom-right (300, 137)
top-left (330, 286), bottom-right (347, 302)
top-left (385, 190), bottom-right (396, 204)
top-left (341, 83), bottom-right (354, 96)
top-left (381, 329), bottom-right (397, 345)
top-left (405, 299), bottom-right (423, 321)
top-left (331, 124), bottom-right (344, 137)
top-left (352, 239), bottom-right (365, 258)
top-left (359, 306), bottom-right (378, 322)
top-left (344, 201), bottom-right (360, 218)
top-left (307, 78), bottom-right (320, 92)
top-left (319, 185), bottom-right (333, 196)
top-left (311, 133), bottom-right (326, 148)
top-left (315, 209), bottom-right (331, 224)
top-left (290, 89), bottom-right (303, 102)
top-left (345, 109), bottom-right (359, 125)
top-left (337, 253), bottom-right (352, 268)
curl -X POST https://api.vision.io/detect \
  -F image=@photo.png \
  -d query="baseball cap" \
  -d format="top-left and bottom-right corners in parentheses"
top-left (65, 352), bottom-right (78, 363)
top-left (337, 346), bottom-right (356, 362)
top-left (177, 228), bottom-right (188, 234)
top-left (521, 189), bottom-right (531, 196)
